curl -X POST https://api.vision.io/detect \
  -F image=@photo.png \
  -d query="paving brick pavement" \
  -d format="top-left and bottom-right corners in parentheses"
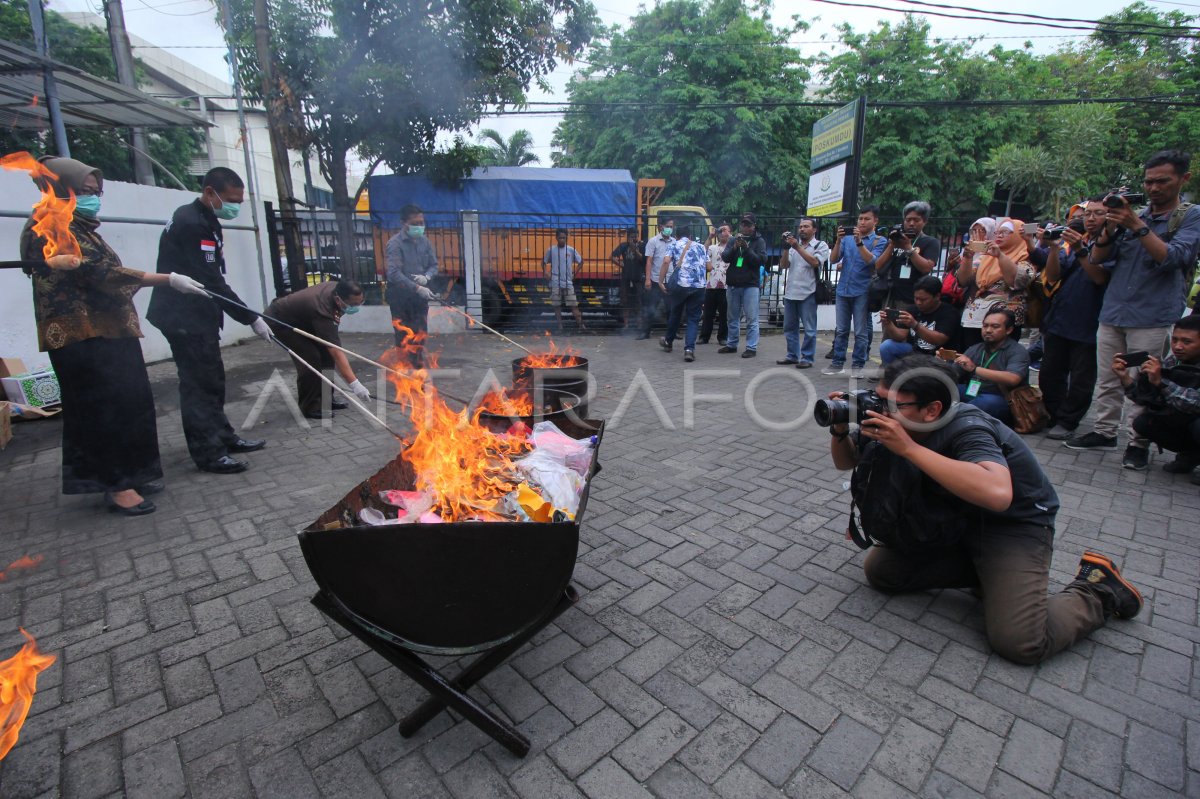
top-left (1, 328), bottom-right (1198, 797)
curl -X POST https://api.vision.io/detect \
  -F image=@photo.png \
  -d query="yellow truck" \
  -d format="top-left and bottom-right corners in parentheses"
top-left (368, 168), bottom-right (712, 327)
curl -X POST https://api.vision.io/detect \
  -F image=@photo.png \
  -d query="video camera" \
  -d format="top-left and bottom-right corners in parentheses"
top-left (1103, 189), bottom-right (1146, 209)
top-left (888, 224), bottom-right (916, 241)
top-left (814, 390), bottom-right (887, 427)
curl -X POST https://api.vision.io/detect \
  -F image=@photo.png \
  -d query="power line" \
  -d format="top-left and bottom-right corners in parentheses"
top-left (807, 0), bottom-right (1200, 39)
top-left (886, 0), bottom-right (1200, 32)
top-left (485, 94), bottom-right (1200, 116)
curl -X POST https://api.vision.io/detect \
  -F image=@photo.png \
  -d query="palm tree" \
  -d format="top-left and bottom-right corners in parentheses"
top-left (477, 128), bottom-right (541, 166)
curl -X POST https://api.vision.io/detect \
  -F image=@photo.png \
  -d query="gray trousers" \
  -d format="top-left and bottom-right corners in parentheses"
top-left (1093, 323), bottom-right (1172, 443)
top-left (863, 521), bottom-right (1107, 665)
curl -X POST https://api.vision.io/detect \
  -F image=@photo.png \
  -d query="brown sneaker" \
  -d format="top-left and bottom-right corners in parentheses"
top-left (1075, 552), bottom-right (1143, 619)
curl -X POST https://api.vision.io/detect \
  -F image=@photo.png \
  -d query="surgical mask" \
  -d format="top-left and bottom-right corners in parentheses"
top-left (75, 195), bottom-right (101, 218)
top-left (661, 227), bottom-right (673, 237)
top-left (342, 304), bottom-right (360, 315)
top-left (407, 225), bottom-right (425, 237)
top-left (214, 201), bottom-right (241, 220)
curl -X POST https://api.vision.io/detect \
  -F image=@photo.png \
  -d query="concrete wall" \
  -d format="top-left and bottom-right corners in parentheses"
top-left (0, 171), bottom-right (272, 368)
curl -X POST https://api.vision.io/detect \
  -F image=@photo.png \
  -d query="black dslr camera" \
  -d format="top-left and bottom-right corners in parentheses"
top-left (814, 390), bottom-right (887, 427)
top-left (1103, 189), bottom-right (1146, 209)
top-left (888, 224), bottom-right (914, 241)
top-left (1043, 222), bottom-right (1067, 240)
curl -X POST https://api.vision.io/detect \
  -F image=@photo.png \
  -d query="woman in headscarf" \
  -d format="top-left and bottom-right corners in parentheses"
top-left (955, 217), bottom-right (1034, 349)
top-left (19, 155), bottom-right (207, 516)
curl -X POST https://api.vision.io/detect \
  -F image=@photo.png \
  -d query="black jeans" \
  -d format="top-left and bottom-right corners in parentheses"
top-left (1039, 332), bottom-right (1098, 431)
top-left (164, 333), bottom-right (238, 466)
top-left (699, 288), bottom-right (728, 343)
top-left (640, 284), bottom-right (668, 335)
top-left (1132, 409), bottom-right (1200, 455)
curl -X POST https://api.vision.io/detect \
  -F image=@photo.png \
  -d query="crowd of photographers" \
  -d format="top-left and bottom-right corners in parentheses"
top-left (625, 148), bottom-right (1200, 482)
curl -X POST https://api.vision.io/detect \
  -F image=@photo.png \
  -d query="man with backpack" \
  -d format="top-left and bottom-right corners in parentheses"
top-left (827, 355), bottom-right (1143, 665)
top-left (1065, 150), bottom-right (1200, 471)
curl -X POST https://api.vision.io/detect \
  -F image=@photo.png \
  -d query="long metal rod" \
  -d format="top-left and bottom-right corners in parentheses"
top-left (269, 335), bottom-right (405, 438)
top-left (200, 288), bottom-right (475, 406)
top-left (432, 300), bottom-right (533, 354)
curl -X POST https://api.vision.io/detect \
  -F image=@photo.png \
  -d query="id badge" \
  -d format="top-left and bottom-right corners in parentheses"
top-left (898, 264), bottom-right (912, 280)
top-left (965, 379), bottom-right (982, 398)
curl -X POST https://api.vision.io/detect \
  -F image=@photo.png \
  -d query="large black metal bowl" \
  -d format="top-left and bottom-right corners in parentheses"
top-left (298, 417), bottom-right (603, 656)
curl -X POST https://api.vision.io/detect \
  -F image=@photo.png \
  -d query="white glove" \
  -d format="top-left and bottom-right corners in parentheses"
top-left (168, 272), bottom-right (207, 296)
top-left (412, 275), bottom-right (429, 286)
top-left (416, 286), bottom-right (435, 301)
top-left (349, 379), bottom-right (371, 402)
top-left (251, 318), bottom-right (272, 342)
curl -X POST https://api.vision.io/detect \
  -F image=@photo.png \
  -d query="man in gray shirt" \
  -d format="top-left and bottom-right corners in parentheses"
top-left (543, 228), bottom-right (586, 331)
top-left (385, 203), bottom-right (439, 359)
top-left (1065, 149), bottom-right (1200, 471)
top-left (952, 308), bottom-right (1029, 426)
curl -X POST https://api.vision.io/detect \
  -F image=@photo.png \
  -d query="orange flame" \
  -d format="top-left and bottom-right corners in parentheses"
top-left (477, 388), bottom-right (534, 417)
top-left (0, 151), bottom-right (81, 259)
top-left (384, 324), bottom-right (533, 521)
top-left (519, 333), bottom-right (583, 369)
top-left (0, 555), bottom-right (43, 583)
top-left (0, 629), bottom-right (56, 761)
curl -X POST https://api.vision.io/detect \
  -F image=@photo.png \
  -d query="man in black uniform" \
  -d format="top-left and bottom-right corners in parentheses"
top-left (147, 167), bottom-right (270, 474)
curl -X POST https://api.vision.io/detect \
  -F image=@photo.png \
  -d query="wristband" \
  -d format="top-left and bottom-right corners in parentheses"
top-left (830, 428), bottom-right (850, 442)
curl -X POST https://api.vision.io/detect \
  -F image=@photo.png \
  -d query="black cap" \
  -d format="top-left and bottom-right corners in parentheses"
top-left (739, 213), bottom-right (756, 225)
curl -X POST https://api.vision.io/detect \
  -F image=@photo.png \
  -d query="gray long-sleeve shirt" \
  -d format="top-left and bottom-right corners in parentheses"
top-left (385, 231), bottom-right (438, 290)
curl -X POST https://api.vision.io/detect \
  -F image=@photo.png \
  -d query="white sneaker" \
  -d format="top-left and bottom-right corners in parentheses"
top-left (849, 367), bottom-right (867, 379)
top-left (821, 365), bottom-right (845, 376)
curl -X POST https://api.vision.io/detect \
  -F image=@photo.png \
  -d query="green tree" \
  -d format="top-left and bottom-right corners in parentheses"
top-left (0, 0), bottom-right (203, 189)
top-left (552, 0), bottom-right (814, 220)
top-left (219, 0), bottom-right (597, 265)
top-left (985, 104), bottom-right (1116, 220)
top-left (477, 128), bottom-right (541, 166)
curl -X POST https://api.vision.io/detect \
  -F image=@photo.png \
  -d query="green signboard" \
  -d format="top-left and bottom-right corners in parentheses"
top-left (810, 100), bottom-right (859, 171)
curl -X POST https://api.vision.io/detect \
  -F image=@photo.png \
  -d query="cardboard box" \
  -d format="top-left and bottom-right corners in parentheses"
top-left (0, 400), bottom-right (62, 450)
top-left (0, 358), bottom-right (27, 379)
top-left (2, 369), bottom-right (61, 408)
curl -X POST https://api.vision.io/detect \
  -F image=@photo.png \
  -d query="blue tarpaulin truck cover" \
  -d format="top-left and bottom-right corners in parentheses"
top-left (368, 167), bottom-right (637, 229)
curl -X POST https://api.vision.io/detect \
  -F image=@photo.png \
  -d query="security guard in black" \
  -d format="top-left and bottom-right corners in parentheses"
top-left (147, 169), bottom-right (266, 473)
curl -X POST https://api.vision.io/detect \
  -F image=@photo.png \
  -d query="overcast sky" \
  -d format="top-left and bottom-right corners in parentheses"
top-left (44, 0), bottom-right (1181, 166)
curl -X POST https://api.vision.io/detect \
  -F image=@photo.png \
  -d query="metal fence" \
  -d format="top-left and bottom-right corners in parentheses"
top-left (264, 204), bottom-right (977, 331)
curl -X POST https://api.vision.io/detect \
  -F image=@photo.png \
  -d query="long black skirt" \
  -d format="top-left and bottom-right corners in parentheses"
top-left (47, 336), bottom-right (163, 494)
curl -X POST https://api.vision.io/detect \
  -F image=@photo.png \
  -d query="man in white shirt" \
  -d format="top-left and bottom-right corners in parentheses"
top-left (638, 217), bottom-right (676, 340)
top-left (778, 217), bottom-right (830, 367)
top-left (699, 225), bottom-right (730, 345)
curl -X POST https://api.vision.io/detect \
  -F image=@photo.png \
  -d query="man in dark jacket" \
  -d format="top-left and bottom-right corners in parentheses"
top-left (718, 213), bottom-right (768, 358)
top-left (147, 167), bottom-right (269, 474)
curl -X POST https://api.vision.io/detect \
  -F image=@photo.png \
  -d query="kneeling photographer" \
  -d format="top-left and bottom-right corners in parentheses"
top-left (822, 355), bottom-right (1142, 665)
top-left (1116, 315), bottom-right (1200, 480)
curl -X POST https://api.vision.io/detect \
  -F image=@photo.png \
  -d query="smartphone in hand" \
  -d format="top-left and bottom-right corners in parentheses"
top-left (936, 348), bottom-right (959, 362)
top-left (1119, 350), bottom-right (1151, 368)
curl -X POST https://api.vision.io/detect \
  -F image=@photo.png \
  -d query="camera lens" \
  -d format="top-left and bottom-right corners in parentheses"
top-left (814, 398), bottom-right (849, 427)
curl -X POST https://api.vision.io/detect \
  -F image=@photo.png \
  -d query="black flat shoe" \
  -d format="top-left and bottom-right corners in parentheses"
top-left (104, 492), bottom-right (156, 516)
top-left (304, 410), bottom-right (333, 420)
top-left (138, 481), bottom-right (165, 496)
top-left (227, 438), bottom-right (266, 453)
top-left (198, 455), bottom-right (248, 474)
top-left (330, 398), bottom-right (349, 410)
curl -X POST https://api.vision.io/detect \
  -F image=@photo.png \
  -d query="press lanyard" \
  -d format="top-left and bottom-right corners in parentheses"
top-left (965, 349), bottom-right (1000, 398)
